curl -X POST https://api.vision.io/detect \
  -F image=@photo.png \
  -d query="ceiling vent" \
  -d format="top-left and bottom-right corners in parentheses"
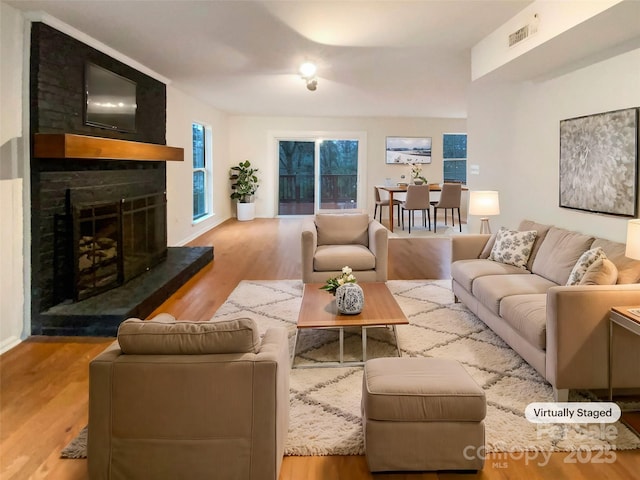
top-left (508, 14), bottom-right (539, 48)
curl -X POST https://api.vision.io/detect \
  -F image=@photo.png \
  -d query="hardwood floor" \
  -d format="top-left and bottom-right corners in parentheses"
top-left (1, 218), bottom-right (639, 479)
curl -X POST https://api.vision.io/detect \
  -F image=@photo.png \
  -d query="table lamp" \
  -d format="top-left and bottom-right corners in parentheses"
top-left (626, 219), bottom-right (640, 260)
top-left (468, 191), bottom-right (500, 234)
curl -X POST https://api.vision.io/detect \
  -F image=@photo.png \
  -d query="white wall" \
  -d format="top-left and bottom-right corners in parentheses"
top-left (0, 1), bottom-right (26, 352)
top-left (0, 180), bottom-right (24, 352)
top-left (166, 86), bottom-right (230, 245)
top-left (1, 2), bottom-right (23, 146)
top-left (468, 47), bottom-right (640, 242)
top-left (228, 115), bottom-right (466, 218)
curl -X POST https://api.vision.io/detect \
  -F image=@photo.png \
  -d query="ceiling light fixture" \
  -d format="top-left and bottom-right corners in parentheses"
top-left (299, 61), bottom-right (318, 91)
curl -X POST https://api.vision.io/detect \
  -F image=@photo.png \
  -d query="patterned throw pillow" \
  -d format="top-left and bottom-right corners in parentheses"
top-left (566, 247), bottom-right (607, 286)
top-left (489, 228), bottom-right (537, 269)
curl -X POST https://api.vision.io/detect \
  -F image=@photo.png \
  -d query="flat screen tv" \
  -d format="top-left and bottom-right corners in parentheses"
top-left (85, 63), bottom-right (137, 132)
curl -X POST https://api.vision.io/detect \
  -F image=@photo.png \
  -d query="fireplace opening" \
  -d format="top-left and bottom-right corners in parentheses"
top-left (56, 187), bottom-right (168, 302)
top-left (121, 193), bottom-right (167, 284)
top-left (74, 200), bottom-right (122, 300)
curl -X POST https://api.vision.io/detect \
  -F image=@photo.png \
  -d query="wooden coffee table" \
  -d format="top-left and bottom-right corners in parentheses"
top-left (292, 282), bottom-right (408, 368)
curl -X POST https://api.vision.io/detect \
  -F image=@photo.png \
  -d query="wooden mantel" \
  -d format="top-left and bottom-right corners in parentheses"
top-left (33, 133), bottom-right (184, 162)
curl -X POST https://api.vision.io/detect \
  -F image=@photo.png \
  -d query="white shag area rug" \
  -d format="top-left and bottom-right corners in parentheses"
top-left (211, 279), bottom-right (640, 457)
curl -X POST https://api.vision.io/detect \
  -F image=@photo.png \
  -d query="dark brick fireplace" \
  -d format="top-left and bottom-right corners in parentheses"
top-left (30, 23), bottom-right (212, 336)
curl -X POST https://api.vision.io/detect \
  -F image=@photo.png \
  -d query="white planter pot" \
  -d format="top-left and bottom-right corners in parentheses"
top-left (236, 202), bottom-right (256, 221)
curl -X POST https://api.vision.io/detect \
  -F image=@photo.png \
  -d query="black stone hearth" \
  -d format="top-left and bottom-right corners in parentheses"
top-left (35, 246), bottom-right (213, 336)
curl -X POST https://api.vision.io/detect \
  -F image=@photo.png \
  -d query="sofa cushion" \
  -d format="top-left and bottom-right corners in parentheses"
top-left (591, 238), bottom-right (640, 284)
top-left (531, 227), bottom-right (594, 285)
top-left (117, 317), bottom-right (261, 355)
top-left (518, 220), bottom-right (552, 271)
top-left (580, 258), bottom-right (618, 285)
top-left (566, 247), bottom-right (607, 285)
top-left (488, 227), bottom-right (537, 269)
top-left (451, 259), bottom-right (530, 293)
top-left (315, 213), bottom-right (369, 246)
top-left (472, 274), bottom-right (556, 315)
top-left (363, 357), bottom-right (486, 422)
top-left (314, 244), bottom-right (376, 271)
top-left (499, 294), bottom-right (547, 350)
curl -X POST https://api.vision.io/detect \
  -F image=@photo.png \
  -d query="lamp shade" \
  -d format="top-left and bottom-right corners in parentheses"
top-left (469, 191), bottom-right (500, 216)
top-left (625, 219), bottom-right (640, 260)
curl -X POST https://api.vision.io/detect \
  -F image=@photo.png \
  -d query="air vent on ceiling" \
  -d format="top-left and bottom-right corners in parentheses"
top-left (508, 14), bottom-right (539, 48)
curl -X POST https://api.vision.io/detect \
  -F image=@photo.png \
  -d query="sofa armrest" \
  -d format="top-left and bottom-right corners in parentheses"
top-left (368, 219), bottom-right (389, 281)
top-left (451, 234), bottom-right (491, 262)
top-left (301, 218), bottom-right (318, 283)
top-left (88, 341), bottom-right (121, 479)
top-left (546, 284), bottom-right (640, 390)
top-left (254, 327), bottom-right (290, 478)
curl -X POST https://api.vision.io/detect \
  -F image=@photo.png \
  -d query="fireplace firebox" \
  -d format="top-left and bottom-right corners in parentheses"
top-left (53, 184), bottom-right (168, 303)
top-left (73, 199), bottom-right (121, 300)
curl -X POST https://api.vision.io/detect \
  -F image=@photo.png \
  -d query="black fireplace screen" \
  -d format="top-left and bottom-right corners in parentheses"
top-left (121, 193), bottom-right (167, 283)
top-left (71, 192), bottom-right (167, 301)
top-left (73, 200), bottom-right (122, 300)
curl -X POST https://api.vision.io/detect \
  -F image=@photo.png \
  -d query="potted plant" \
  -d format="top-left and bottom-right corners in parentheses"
top-left (229, 160), bottom-right (259, 221)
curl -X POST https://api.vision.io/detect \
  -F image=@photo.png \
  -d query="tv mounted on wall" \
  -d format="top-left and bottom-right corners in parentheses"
top-left (84, 62), bottom-right (137, 132)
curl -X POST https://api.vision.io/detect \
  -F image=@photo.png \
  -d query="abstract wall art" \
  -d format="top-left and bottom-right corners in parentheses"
top-left (559, 107), bottom-right (638, 217)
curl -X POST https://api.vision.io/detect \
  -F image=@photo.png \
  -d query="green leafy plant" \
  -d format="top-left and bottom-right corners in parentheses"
top-left (229, 160), bottom-right (259, 203)
top-left (319, 266), bottom-right (357, 296)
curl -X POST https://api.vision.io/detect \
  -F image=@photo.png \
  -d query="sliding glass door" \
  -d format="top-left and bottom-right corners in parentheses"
top-left (278, 141), bottom-right (315, 215)
top-left (278, 138), bottom-right (360, 215)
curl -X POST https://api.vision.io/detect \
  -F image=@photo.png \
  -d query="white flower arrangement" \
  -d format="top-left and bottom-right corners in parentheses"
top-left (320, 266), bottom-right (357, 295)
top-left (409, 163), bottom-right (428, 183)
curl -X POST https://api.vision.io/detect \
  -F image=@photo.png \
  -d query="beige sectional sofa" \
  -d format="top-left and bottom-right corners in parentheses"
top-left (451, 220), bottom-right (640, 401)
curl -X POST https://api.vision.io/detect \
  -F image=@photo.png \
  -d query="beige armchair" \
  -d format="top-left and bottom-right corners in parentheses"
top-left (88, 315), bottom-right (289, 480)
top-left (301, 212), bottom-right (388, 283)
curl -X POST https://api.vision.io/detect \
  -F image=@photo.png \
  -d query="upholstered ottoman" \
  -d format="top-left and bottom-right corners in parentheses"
top-left (362, 357), bottom-right (486, 472)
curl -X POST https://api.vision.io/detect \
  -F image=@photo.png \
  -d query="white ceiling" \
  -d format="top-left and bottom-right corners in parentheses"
top-left (8, 0), bottom-right (535, 118)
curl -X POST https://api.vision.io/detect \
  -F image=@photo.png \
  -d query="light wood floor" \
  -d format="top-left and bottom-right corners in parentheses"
top-left (1, 218), bottom-right (639, 479)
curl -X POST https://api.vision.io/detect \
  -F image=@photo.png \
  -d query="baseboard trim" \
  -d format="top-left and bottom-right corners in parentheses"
top-left (0, 336), bottom-right (22, 355)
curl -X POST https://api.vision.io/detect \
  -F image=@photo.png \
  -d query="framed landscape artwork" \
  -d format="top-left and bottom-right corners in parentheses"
top-left (386, 136), bottom-right (432, 164)
top-left (559, 107), bottom-right (639, 217)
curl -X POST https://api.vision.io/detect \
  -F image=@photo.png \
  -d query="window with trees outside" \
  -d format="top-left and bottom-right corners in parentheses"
top-left (443, 133), bottom-right (467, 184)
top-left (192, 123), bottom-right (211, 221)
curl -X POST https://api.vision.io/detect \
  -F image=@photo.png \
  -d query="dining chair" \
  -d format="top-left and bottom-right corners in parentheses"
top-left (374, 186), bottom-right (401, 226)
top-left (431, 183), bottom-right (462, 233)
top-left (400, 184), bottom-right (431, 233)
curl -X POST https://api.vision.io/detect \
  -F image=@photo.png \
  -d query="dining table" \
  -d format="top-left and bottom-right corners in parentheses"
top-left (379, 184), bottom-right (468, 233)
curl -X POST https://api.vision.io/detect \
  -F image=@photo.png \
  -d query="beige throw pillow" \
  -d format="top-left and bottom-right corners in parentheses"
top-left (566, 247), bottom-right (607, 286)
top-left (579, 258), bottom-right (618, 285)
top-left (489, 227), bottom-right (537, 269)
top-left (518, 220), bottom-right (552, 270)
top-left (479, 233), bottom-right (497, 259)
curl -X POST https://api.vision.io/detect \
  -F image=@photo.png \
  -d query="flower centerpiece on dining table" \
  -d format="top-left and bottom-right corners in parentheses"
top-left (320, 266), bottom-right (357, 295)
top-left (409, 162), bottom-right (428, 185)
